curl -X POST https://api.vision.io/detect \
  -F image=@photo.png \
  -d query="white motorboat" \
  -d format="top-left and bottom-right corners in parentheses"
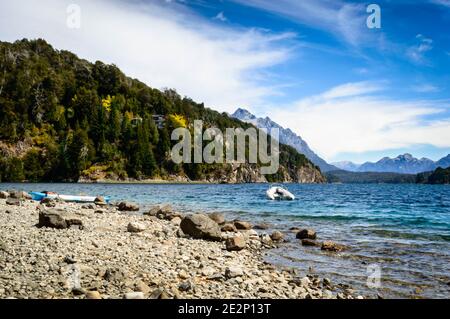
top-left (266, 184), bottom-right (295, 200)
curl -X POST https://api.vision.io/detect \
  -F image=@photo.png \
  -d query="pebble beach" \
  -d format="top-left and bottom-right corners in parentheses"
top-left (0, 190), bottom-right (362, 300)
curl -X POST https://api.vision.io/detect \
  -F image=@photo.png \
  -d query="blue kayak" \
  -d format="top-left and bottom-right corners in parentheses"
top-left (29, 192), bottom-right (110, 203)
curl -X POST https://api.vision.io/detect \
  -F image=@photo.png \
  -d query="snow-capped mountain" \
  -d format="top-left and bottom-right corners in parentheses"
top-left (331, 161), bottom-right (361, 172)
top-left (231, 108), bottom-right (338, 172)
top-left (351, 153), bottom-right (450, 174)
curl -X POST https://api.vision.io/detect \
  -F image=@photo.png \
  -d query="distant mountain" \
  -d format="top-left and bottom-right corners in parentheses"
top-left (331, 161), bottom-right (361, 172)
top-left (357, 153), bottom-right (450, 174)
top-left (435, 154), bottom-right (450, 169)
top-left (231, 108), bottom-right (338, 172)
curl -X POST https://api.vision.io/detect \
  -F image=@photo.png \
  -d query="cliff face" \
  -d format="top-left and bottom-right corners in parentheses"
top-left (79, 162), bottom-right (325, 184)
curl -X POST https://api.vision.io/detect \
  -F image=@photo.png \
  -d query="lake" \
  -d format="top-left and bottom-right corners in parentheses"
top-left (1, 183), bottom-right (449, 298)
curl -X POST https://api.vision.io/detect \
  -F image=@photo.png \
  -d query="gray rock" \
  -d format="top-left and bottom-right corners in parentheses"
top-left (127, 222), bottom-right (146, 233)
top-left (178, 281), bottom-right (193, 292)
top-left (94, 196), bottom-right (107, 206)
top-left (321, 241), bottom-right (346, 252)
top-left (221, 223), bottom-right (237, 232)
top-left (208, 213), bottom-right (225, 225)
top-left (254, 223), bottom-right (270, 230)
top-left (72, 287), bottom-right (86, 295)
top-left (180, 214), bottom-right (222, 241)
top-left (260, 234), bottom-right (273, 245)
top-left (270, 231), bottom-right (284, 242)
top-left (225, 236), bottom-right (246, 251)
top-left (0, 191), bottom-right (9, 198)
top-left (38, 210), bottom-right (68, 229)
top-left (225, 266), bottom-right (244, 279)
top-left (86, 291), bottom-right (102, 299)
top-left (233, 220), bottom-right (252, 230)
top-left (296, 229), bottom-right (317, 240)
top-left (9, 191), bottom-right (31, 200)
top-left (124, 292), bottom-right (145, 299)
top-left (118, 201), bottom-right (140, 212)
top-left (301, 239), bottom-right (319, 247)
top-left (6, 198), bottom-right (21, 206)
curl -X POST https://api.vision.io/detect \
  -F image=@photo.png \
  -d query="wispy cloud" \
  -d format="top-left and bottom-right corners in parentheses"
top-left (430, 0), bottom-right (450, 8)
top-left (407, 34), bottom-right (433, 64)
top-left (412, 84), bottom-right (440, 93)
top-left (230, 0), bottom-right (371, 47)
top-left (213, 11), bottom-right (227, 22)
top-left (0, 0), bottom-right (294, 113)
top-left (269, 82), bottom-right (450, 160)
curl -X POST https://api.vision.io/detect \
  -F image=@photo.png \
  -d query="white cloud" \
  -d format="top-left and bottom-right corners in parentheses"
top-left (0, 0), bottom-right (293, 113)
top-left (213, 12), bottom-right (227, 22)
top-left (406, 34), bottom-right (433, 64)
top-left (269, 82), bottom-right (450, 161)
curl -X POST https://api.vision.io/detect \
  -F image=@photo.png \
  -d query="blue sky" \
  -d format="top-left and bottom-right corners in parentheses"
top-left (0, 0), bottom-right (449, 163)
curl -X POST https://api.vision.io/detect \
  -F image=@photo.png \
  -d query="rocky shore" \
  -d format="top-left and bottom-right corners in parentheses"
top-left (0, 190), bottom-right (361, 299)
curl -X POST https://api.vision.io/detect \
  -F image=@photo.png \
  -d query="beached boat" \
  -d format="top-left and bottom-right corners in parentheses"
top-left (29, 192), bottom-right (110, 203)
top-left (266, 185), bottom-right (295, 200)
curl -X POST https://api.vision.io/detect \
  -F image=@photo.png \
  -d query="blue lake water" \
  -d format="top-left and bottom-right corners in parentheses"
top-left (1, 183), bottom-right (449, 298)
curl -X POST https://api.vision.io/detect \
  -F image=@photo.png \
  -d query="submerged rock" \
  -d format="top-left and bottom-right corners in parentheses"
top-left (321, 241), bottom-right (346, 252)
top-left (180, 214), bottom-right (222, 241)
top-left (301, 239), bottom-right (319, 247)
top-left (296, 229), bottom-right (317, 240)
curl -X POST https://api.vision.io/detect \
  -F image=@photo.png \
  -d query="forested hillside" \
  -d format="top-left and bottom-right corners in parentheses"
top-left (416, 167), bottom-right (450, 184)
top-left (0, 39), bottom-right (324, 183)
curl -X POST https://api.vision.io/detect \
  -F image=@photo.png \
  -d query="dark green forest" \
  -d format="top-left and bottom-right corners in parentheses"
top-left (0, 39), bottom-right (318, 182)
top-left (416, 167), bottom-right (450, 184)
top-left (325, 170), bottom-right (417, 184)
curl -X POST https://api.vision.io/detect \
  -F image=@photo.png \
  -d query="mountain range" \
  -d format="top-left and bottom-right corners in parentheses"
top-left (332, 154), bottom-right (450, 174)
top-left (232, 108), bottom-right (450, 175)
top-left (231, 108), bottom-right (338, 172)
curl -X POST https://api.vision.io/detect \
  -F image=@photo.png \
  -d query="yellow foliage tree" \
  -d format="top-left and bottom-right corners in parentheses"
top-left (101, 95), bottom-right (113, 112)
top-left (169, 114), bottom-right (187, 128)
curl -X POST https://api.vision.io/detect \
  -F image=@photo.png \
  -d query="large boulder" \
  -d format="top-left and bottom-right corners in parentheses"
top-left (225, 236), bottom-right (246, 251)
top-left (233, 220), bottom-right (252, 230)
top-left (180, 214), bottom-right (222, 241)
top-left (296, 229), bottom-right (317, 240)
top-left (118, 201), bottom-right (140, 212)
top-left (321, 241), bottom-right (346, 252)
top-left (38, 209), bottom-right (83, 230)
top-left (0, 191), bottom-right (9, 199)
top-left (208, 213), bottom-right (225, 225)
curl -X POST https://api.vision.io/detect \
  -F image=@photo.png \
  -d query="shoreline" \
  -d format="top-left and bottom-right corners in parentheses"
top-left (0, 192), bottom-right (363, 299)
